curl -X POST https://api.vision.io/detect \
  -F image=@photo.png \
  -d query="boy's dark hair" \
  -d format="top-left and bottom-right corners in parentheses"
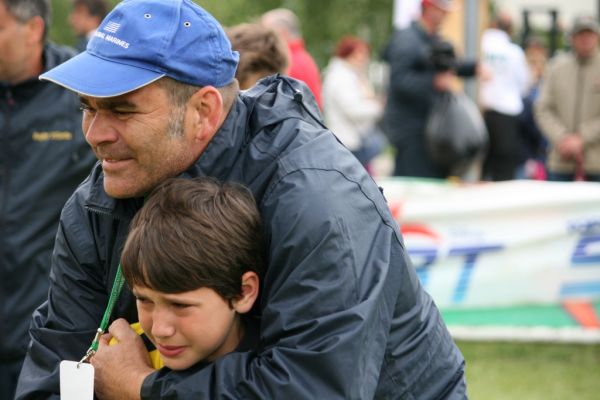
top-left (121, 177), bottom-right (264, 301)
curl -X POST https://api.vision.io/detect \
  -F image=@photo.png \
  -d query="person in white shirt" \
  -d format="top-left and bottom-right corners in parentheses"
top-left (322, 36), bottom-right (385, 171)
top-left (480, 11), bottom-right (529, 181)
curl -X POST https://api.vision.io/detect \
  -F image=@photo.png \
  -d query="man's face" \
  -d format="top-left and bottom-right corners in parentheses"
top-left (80, 82), bottom-right (201, 199)
top-left (422, 5), bottom-right (449, 33)
top-left (68, 4), bottom-right (91, 36)
top-left (572, 30), bottom-right (599, 59)
top-left (0, 2), bottom-right (34, 83)
top-left (134, 285), bottom-right (241, 370)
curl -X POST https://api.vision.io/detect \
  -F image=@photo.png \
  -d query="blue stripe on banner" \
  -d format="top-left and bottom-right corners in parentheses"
top-left (560, 281), bottom-right (600, 297)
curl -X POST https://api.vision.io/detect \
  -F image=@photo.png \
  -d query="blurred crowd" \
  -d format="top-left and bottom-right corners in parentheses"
top-left (49, 0), bottom-right (600, 184)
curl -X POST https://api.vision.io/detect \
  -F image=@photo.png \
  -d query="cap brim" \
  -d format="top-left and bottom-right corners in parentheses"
top-left (39, 51), bottom-right (165, 98)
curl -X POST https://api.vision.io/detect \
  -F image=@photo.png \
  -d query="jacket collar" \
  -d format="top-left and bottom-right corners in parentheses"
top-left (180, 97), bottom-right (250, 181)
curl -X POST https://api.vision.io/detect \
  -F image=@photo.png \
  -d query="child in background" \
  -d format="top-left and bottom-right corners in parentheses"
top-left (110, 177), bottom-right (264, 370)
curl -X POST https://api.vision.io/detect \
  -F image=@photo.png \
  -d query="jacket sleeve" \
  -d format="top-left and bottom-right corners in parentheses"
top-left (455, 60), bottom-right (478, 77)
top-left (534, 62), bottom-right (570, 144)
top-left (15, 190), bottom-right (113, 400)
top-left (141, 166), bottom-right (399, 399)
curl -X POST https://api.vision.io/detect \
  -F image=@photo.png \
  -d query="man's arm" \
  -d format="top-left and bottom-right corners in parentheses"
top-left (15, 187), bottom-right (114, 400)
top-left (93, 167), bottom-right (401, 399)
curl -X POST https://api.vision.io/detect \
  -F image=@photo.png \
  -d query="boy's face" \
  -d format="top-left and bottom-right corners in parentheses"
top-left (133, 285), bottom-right (241, 370)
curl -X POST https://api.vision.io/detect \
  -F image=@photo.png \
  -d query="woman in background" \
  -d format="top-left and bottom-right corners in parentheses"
top-left (322, 36), bottom-right (385, 173)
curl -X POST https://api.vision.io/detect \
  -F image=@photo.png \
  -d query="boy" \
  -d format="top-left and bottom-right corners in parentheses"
top-left (108, 177), bottom-right (264, 370)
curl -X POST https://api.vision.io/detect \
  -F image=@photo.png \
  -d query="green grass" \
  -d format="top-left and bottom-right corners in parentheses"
top-left (458, 341), bottom-right (600, 399)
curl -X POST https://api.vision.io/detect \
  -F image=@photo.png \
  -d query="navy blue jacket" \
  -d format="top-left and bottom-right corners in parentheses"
top-left (17, 76), bottom-right (466, 399)
top-left (0, 43), bottom-right (96, 362)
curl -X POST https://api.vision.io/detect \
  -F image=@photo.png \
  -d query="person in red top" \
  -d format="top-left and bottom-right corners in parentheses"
top-left (262, 8), bottom-right (322, 108)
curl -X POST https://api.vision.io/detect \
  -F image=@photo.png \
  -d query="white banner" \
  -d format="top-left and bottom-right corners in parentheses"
top-left (379, 179), bottom-right (600, 309)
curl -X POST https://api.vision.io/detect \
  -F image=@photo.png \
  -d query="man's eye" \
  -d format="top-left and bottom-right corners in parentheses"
top-left (79, 104), bottom-right (95, 113)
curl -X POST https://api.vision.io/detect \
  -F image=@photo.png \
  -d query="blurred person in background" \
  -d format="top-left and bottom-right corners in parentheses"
top-left (322, 36), bottom-right (385, 173)
top-left (382, 0), bottom-right (479, 178)
top-left (535, 15), bottom-right (600, 182)
top-left (226, 23), bottom-right (289, 90)
top-left (0, 0), bottom-right (96, 398)
top-left (261, 8), bottom-right (322, 109)
top-left (68, 0), bottom-right (109, 52)
top-left (479, 10), bottom-right (529, 181)
top-left (517, 36), bottom-right (549, 180)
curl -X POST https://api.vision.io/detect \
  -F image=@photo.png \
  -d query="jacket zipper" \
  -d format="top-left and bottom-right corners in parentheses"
top-left (0, 88), bottom-right (14, 339)
top-left (85, 204), bottom-right (122, 220)
top-left (0, 89), bottom-right (13, 219)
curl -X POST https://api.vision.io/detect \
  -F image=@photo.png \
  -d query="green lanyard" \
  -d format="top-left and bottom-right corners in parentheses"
top-left (78, 263), bottom-right (125, 365)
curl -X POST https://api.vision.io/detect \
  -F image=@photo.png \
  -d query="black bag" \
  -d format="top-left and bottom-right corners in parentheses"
top-left (425, 91), bottom-right (488, 174)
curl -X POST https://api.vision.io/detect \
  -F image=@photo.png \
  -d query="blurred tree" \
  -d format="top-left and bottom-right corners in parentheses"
top-left (48, 0), bottom-right (395, 68)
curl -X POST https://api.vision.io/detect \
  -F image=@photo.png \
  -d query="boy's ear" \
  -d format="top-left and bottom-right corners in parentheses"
top-left (232, 271), bottom-right (259, 314)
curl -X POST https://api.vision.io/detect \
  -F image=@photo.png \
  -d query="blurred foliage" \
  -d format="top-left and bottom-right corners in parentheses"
top-left (48, 0), bottom-right (395, 68)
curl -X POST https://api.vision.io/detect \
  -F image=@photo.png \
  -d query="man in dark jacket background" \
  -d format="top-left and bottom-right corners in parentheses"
top-left (17, 0), bottom-right (467, 398)
top-left (383, 0), bottom-right (478, 178)
top-left (0, 0), bottom-right (96, 398)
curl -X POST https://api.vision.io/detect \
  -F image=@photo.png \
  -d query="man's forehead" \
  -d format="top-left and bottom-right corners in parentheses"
top-left (79, 93), bottom-right (136, 107)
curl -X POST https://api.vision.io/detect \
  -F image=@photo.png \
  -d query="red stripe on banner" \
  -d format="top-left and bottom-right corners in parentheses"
top-left (562, 300), bottom-right (600, 329)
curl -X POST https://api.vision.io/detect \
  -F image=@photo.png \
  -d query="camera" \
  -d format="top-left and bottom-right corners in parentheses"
top-left (430, 39), bottom-right (456, 72)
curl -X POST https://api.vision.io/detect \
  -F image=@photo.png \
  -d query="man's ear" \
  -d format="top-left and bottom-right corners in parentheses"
top-left (25, 16), bottom-right (45, 45)
top-left (232, 271), bottom-right (260, 314)
top-left (186, 86), bottom-right (224, 142)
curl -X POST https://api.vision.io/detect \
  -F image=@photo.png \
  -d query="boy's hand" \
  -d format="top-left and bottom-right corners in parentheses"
top-left (91, 318), bottom-right (154, 400)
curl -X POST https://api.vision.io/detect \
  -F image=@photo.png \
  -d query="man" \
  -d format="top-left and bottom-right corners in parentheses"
top-left (0, 0), bottom-right (96, 398)
top-left (261, 8), bottom-right (323, 108)
top-left (535, 15), bottom-right (600, 182)
top-left (16, 1), bottom-right (467, 399)
top-left (382, 0), bottom-right (478, 178)
top-left (68, 0), bottom-right (109, 52)
top-left (479, 11), bottom-right (529, 181)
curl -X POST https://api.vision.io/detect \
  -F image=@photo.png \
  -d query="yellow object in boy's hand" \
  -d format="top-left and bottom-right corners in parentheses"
top-left (108, 322), bottom-right (163, 369)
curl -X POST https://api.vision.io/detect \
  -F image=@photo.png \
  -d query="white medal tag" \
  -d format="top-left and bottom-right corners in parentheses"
top-left (60, 360), bottom-right (94, 400)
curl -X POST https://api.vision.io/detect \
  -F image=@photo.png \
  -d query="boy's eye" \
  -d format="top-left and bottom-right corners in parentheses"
top-left (135, 297), bottom-right (152, 305)
top-left (172, 302), bottom-right (191, 309)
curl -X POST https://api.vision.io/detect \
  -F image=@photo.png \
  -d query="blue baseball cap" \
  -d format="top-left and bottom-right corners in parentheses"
top-left (40, 0), bottom-right (239, 97)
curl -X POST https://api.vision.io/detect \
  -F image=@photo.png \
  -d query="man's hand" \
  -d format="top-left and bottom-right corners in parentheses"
top-left (90, 318), bottom-right (154, 400)
top-left (433, 71), bottom-right (456, 92)
top-left (558, 133), bottom-right (584, 161)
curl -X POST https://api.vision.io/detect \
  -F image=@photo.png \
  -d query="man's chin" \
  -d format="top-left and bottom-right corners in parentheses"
top-left (103, 181), bottom-right (147, 199)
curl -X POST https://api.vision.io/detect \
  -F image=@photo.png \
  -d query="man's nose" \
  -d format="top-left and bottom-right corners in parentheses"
top-left (84, 112), bottom-right (119, 147)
